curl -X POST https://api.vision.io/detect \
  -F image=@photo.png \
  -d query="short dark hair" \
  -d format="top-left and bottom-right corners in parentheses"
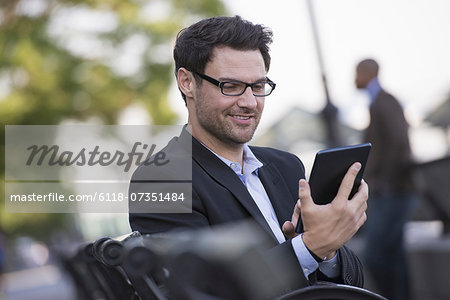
top-left (173, 15), bottom-right (273, 103)
top-left (357, 58), bottom-right (379, 77)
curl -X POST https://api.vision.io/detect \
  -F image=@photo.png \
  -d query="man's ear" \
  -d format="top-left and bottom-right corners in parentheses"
top-left (177, 68), bottom-right (196, 99)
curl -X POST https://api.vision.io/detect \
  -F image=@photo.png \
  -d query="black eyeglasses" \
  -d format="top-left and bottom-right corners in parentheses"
top-left (193, 72), bottom-right (276, 97)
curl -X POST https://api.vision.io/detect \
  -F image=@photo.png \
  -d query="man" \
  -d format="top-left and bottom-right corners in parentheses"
top-left (130, 16), bottom-right (368, 294)
top-left (355, 58), bottom-right (419, 300)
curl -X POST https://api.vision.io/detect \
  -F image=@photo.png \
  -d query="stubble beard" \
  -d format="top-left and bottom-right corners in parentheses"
top-left (195, 96), bottom-right (261, 147)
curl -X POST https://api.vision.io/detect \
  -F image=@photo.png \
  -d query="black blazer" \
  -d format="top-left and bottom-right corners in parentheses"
top-left (129, 128), bottom-right (364, 291)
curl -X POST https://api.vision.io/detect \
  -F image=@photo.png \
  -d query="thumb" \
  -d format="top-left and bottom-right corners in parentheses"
top-left (283, 199), bottom-right (302, 238)
top-left (282, 220), bottom-right (295, 236)
top-left (298, 179), bottom-right (313, 207)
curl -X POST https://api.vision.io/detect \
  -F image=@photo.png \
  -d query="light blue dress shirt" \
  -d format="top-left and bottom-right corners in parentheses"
top-left (205, 143), bottom-right (340, 278)
top-left (366, 77), bottom-right (382, 103)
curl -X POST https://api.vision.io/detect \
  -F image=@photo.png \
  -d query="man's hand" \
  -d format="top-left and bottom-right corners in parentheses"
top-left (282, 199), bottom-right (301, 239)
top-left (284, 162), bottom-right (368, 260)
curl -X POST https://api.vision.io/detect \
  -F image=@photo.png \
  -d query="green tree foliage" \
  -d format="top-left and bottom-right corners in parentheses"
top-left (0, 0), bottom-right (225, 239)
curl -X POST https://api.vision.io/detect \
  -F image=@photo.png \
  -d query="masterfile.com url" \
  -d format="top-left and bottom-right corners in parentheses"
top-left (9, 192), bottom-right (126, 203)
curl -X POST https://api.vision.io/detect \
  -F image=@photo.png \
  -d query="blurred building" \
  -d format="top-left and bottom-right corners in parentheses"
top-left (424, 95), bottom-right (450, 153)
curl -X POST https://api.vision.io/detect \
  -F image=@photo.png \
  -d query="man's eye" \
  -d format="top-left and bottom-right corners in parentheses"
top-left (252, 83), bottom-right (265, 91)
top-left (223, 82), bottom-right (243, 91)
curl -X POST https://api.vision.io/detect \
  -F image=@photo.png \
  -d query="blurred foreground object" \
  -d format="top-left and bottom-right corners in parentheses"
top-left (63, 221), bottom-right (386, 300)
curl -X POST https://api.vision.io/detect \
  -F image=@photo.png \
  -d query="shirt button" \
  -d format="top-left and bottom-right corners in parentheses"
top-left (303, 268), bottom-right (309, 274)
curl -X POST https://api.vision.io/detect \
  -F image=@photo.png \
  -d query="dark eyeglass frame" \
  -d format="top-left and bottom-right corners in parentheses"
top-left (193, 71), bottom-right (276, 97)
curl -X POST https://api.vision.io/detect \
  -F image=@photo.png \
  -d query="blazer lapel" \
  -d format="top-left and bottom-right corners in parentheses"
top-left (257, 162), bottom-right (295, 227)
top-left (188, 135), bottom-right (277, 241)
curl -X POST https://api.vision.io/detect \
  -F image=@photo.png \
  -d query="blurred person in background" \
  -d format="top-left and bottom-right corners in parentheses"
top-left (355, 58), bottom-right (419, 300)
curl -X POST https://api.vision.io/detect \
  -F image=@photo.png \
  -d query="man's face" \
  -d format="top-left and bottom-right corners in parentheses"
top-left (189, 46), bottom-right (266, 146)
top-left (355, 65), bottom-right (371, 89)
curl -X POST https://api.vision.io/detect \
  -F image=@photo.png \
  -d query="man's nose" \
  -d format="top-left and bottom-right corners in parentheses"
top-left (237, 86), bottom-right (258, 108)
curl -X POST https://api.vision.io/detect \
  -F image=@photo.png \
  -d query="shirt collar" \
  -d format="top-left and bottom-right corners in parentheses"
top-left (242, 144), bottom-right (264, 175)
top-left (366, 77), bottom-right (381, 102)
top-left (202, 143), bottom-right (263, 175)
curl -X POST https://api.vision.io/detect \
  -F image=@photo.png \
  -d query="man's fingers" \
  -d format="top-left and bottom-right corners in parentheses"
top-left (292, 199), bottom-right (301, 221)
top-left (298, 179), bottom-right (314, 207)
top-left (358, 179), bottom-right (369, 196)
top-left (353, 180), bottom-right (368, 214)
top-left (282, 221), bottom-right (295, 235)
top-left (336, 162), bottom-right (361, 201)
top-left (282, 220), bottom-right (300, 239)
top-left (283, 199), bottom-right (302, 238)
top-left (355, 211), bottom-right (368, 230)
top-left (351, 179), bottom-right (369, 212)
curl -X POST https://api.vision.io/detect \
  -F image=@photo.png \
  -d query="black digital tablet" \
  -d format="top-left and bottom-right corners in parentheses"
top-left (296, 143), bottom-right (371, 233)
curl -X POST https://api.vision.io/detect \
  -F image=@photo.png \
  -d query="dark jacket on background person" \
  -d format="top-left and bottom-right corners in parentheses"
top-left (365, 89), bottom-right (417, 196)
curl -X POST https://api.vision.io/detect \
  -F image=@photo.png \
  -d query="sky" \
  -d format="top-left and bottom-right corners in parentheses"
top-left (170, 0), bottom-right (450, 140)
